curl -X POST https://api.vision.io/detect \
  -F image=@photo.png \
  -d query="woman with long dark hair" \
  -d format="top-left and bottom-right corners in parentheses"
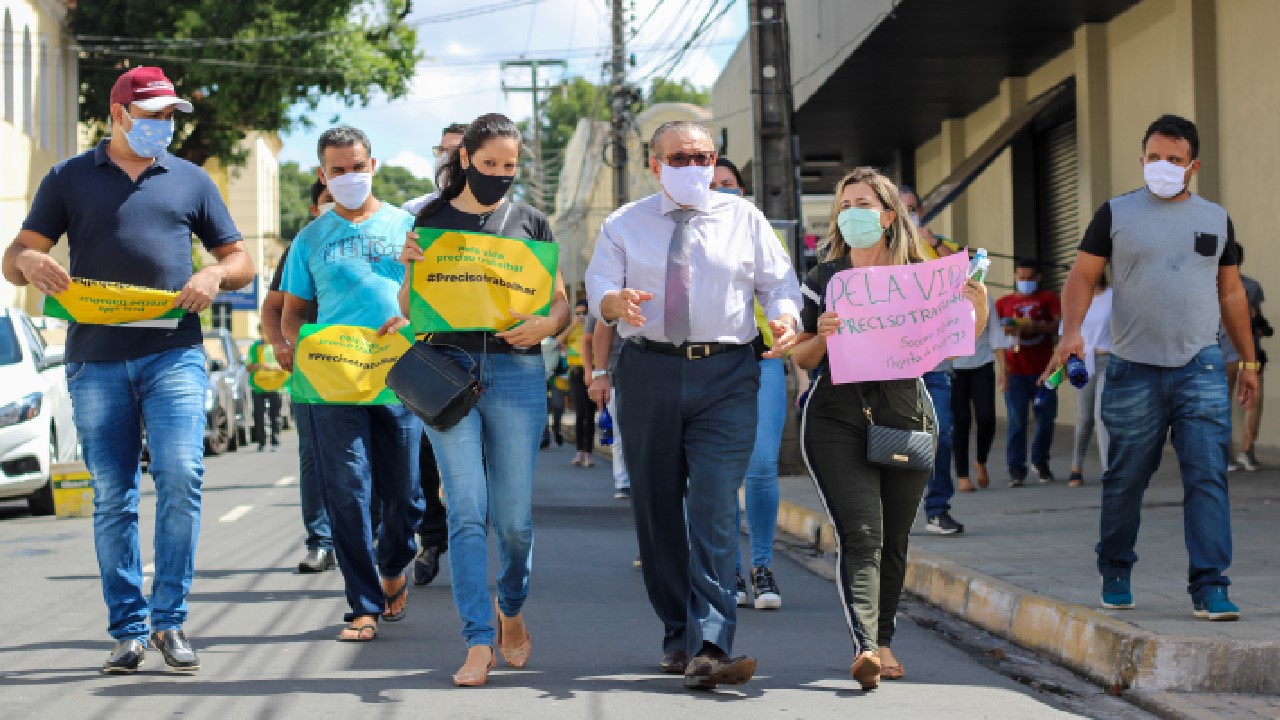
top-left (791, 167), bottom-right (988, 690)
top-left (398, 113), bottom-right (570, 687)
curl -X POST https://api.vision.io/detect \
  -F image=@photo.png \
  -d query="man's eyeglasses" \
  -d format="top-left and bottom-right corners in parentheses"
top-left (662, 151), bottom-right (716, 168)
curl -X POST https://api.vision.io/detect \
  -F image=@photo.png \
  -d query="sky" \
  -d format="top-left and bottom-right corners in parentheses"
top-left (278, 0), bottom-right (748, 175)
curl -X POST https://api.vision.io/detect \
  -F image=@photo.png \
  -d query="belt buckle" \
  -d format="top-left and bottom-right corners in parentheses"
top-left (686, 343), bottom-right (711, 360)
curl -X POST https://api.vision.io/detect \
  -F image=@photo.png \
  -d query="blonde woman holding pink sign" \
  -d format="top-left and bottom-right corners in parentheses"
top-left (791, 167), bottom-right (988, 691)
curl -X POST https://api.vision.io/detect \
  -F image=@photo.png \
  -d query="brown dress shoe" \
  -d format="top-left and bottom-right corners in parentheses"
top-left (659, 651), bottom-right (688, 674)
top-left (683, 652), bottom-right (758, 689)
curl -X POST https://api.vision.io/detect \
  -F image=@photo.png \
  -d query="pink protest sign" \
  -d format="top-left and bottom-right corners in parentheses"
top-left (825, 253), bottom-right (976, 384)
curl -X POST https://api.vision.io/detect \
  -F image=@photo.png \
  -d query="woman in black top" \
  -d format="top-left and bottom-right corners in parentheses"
top-left (398, 114), bottom-right (570, 687)
top-left (791, 167), bottom-right (988, 690)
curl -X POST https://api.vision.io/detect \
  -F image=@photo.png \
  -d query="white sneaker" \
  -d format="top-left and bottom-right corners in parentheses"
top-left (1238, 452), bottom-right (1259, 472)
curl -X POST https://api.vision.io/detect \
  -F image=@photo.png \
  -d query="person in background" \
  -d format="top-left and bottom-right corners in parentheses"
top-left (995, 258), bottom-right (1061, 486)
top-left (281, 125), bottom-right (425, 644)
top-left (1221, 245), bottom-right (1267, 471)
top-left (585, 313), bottom-right (630, 498)
top-left (951, 292), bottom-right (1004, 492)
top-left (402, 123), bottom-right (467, 216)
top-left (713, 156), bottom-right (784, 610)
top-left (558, 299), bottom-right (596, 466)
top-left (402, 113), bottom-right (571, 686)
top-left (263, 180), bottom-right (336, 574)
top-left (543, 345), bottom-right (569, 448)
top-left (3, 66), bottom-right (253, 673)
top-left (792, 167), bottom-right (988, 689)
top-left (900, 186), bottom-right (962, 534)
top-left (586, 120), bottom-right (801, 690)
top-left (245, 324), bottom-right (284, 452)
top-left (1065, 275), bottom-right (1113, 487)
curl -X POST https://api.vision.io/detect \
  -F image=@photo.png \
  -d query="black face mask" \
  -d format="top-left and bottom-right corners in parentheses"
top-left (465, 164), bottom-right (514, 206)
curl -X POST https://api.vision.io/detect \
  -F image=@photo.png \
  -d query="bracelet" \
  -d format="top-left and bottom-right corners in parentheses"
top-left (591, 369), bottom-right (609, 379)
top-left (1239, 361), bottom-right (1262, 372)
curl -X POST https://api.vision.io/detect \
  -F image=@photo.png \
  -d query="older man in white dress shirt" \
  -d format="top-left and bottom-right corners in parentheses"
top-left (585, 121), bottom-right (802, 690)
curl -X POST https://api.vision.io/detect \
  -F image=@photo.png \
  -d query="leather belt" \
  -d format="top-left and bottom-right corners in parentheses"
top-left (628, 337), bottom-right (747, 360)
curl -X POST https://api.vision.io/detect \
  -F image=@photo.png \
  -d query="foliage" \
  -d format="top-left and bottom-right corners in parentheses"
top-left (72, 0), bottom-right (422, 168)
top-left (646, 78), bottom-right (710, 107)
top-left (277, 161), bottom-right (433, 242)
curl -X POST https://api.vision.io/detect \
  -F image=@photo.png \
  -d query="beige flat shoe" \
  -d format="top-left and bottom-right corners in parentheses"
top-left (452, 646), bottom-right (496, 687)
top-left (495, 598), bottom-right (532, 668)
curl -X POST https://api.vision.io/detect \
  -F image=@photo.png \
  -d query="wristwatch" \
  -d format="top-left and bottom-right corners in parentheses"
top-left (1239, 361), bottom-right (1262, 372)
top-left (591, 369), bottom-right (609, 379)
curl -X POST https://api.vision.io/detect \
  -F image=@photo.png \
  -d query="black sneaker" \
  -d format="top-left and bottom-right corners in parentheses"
top-left (1008, 471), bottom-right (1026, 488)
top-left (926, 512), bottom-right (964, 535)
top-left (1034, 462), bottom-right (1056, 483)
top-left (150, 629), bottom-right (199, 672)
top-left (734, 574), bottom-right (749, 607)
top-left (751, 566), bottom-right (782, 609)
top-left (102, 639), bottom-right (146, 674)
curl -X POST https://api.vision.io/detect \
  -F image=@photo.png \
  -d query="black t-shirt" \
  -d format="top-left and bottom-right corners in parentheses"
top-left (268, 244), bottom-right (318, 324)
top-left (413, 199), bottom-right (556, 354)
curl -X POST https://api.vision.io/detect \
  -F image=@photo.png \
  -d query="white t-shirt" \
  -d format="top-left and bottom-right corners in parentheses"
top-left (402, 191), bottom-right (439, 217)
top-left (1060, 287), bottom-right (1113, 377)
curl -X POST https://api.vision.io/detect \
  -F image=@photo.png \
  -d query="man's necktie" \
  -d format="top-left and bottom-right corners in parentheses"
top-left (664, 208), bottom-right (697, 346)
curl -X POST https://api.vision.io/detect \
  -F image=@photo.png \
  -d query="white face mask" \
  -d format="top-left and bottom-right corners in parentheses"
top-left (1144, 160), bottom-right (1188, 199)
top-left (324, 171), bottom-right (373, 210)
top-left (908, 212), bottom-right (921, 228)
top-left (317, 202), bottom-right (335, 216)
top-left (659, 163), bottom-right (715, 207)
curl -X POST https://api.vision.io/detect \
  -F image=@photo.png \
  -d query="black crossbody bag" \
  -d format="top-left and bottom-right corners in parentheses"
top-left (385, 203), bottom-right (516, 431)
top-left (854, 382), bottom-right (936, 471)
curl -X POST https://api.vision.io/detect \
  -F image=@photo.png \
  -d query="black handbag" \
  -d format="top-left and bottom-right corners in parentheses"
top-left (385, 341), bottom-right (482, 431)
top-left (854, 382), bottom-right (936, 471)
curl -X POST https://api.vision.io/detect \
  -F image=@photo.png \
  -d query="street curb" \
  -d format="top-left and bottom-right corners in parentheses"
top-left (774, 499), bottom-right (1280, 695)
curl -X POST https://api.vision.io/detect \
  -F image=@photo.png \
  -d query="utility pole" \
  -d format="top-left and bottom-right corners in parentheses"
top-left (501, 58), bottom-right (567, 212)
top-left (748, 0), bottom-right (806, 475)
top-left (748, 0), bottom-right (802, 268)
top-left (608, 0), bottom-right (630, 209)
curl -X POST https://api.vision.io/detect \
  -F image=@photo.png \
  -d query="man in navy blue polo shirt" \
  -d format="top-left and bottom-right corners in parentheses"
top-left (2, 66), bottom-right (252, 675)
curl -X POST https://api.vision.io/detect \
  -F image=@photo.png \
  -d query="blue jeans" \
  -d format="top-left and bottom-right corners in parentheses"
top-left (424, 351), bottom-right (546, 647)
top-left (1096, 347), bottom-right (1232, 599)
top-left (292, 403), bottom-right (332, 552)
top-left (1005, 373), bottom-right (1057, 475)
top-left (310, 403), bottom-right (424, 621)
top-left (66, 346), bottom-right (208, 642)
top-left (737, 357), bottom-right (784, 571)
top-left (922, 371), bottom-right (955, 517)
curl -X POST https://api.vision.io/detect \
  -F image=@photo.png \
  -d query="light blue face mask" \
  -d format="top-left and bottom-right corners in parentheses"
top-left (715, 187), bottom-right (743, 196)
top-left (837, 206), bottom-right (886, 249)
top-left (123, 114), bottom-right (175, 158)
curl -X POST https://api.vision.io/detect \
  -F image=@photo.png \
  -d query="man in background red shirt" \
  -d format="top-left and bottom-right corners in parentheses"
top-left (996, 258), bottom-right (1062, 486)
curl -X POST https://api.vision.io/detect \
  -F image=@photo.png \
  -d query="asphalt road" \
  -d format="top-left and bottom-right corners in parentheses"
top-left (0, 429), bottom-right (1112, 719)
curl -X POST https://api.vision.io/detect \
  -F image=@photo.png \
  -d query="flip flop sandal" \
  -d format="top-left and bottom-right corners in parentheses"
top-left (382, 576), bottom-right (410, 622)
top-left (337, 622), bottom-right (378, 642)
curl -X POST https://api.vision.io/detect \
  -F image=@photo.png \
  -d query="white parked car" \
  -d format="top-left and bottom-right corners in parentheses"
top-left (0, 308), bottom-right (80, 515)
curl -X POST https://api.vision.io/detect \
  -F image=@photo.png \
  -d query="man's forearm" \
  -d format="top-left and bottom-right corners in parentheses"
top-left (261, 291), bottom-right (286, 346)
top-left (281, 309), bottom-right (304, 347)
top-left (593, 324), bottom-right (614, 370)
top-left (210, 247), bottom-right (255, 291)
top-left (1223, 288), bottom-right (1258, 364)
top-left (2, 242), bottom-right (30, 285)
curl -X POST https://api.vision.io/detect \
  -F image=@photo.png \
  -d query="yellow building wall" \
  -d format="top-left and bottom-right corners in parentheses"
top-left (1105, 0), bottom-right (1181, 195)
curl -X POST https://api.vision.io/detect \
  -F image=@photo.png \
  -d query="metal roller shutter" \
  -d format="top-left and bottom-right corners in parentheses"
top-left (1034, 118), bottom-right (1079, 291)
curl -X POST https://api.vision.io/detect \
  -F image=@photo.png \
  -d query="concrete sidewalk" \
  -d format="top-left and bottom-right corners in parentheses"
top-left (773, 419), bottom-right (1280, 699)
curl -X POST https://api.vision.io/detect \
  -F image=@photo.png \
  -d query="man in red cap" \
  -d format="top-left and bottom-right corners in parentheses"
top-left (2, 66), bottom-right (253, 675)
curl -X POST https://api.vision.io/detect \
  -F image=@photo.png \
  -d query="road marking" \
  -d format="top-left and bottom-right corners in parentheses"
top-left (218, 505), bottom-right (254, 523)
top-left (275, 476), bottom-right (296, 487)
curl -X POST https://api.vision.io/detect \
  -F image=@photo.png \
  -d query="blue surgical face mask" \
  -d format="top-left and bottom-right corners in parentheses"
top-left (1016, 280), bottom-right (1038, 295)
top-left (122, 113), bottom-right (174, 158)
top-left (715, 187), bottom-right (743, 196)
top-left (837, 207), bottom-right (886, 249)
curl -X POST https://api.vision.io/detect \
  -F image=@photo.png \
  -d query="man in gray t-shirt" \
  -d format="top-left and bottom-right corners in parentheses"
top-left (1055, 114), bottom-right (1257, 621)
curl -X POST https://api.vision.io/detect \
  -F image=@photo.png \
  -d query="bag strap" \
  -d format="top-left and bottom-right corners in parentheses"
top-left (420, 337), bottom-right (480, 374)
top-left (852, 383), bottom-right (876, 425)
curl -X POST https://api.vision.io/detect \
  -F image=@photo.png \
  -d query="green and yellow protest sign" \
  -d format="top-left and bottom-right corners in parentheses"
top-left (44, 278), bottom-right (185, 327)
top-left (247, 341), bottom-right (290, 393)
top-left (290, 324), bottom-right (412, 405)
top-left (408, 228), bottom-right (558, 333)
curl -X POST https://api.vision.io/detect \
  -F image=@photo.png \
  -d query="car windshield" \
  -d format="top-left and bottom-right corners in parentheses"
top-left (0, 317), bottom-right (21, 366)
top-left (203, 336), bottom-right (229, 366)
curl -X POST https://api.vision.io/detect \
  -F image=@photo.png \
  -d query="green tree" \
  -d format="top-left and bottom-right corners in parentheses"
top-left (646, 78), bottom-right (710, 106)
top-left (73, 0), bottom-right (421, 168)
top-left (278, 162), bottom-right (317, 242)
top-left (372, 165), bottom-right (435, 209)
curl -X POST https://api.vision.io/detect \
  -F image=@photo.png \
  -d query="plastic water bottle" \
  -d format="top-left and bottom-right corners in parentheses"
top-left (1065, 355), bottom-right (1090, 388)
top-left (598, 406), bottom-right (614, 446)
top-left (968, 247), bottom-right (990, 282)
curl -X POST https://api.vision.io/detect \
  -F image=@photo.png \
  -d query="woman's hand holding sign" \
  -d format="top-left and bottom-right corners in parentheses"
top-left (498, 311), bottom-right (559, 348)
top-left (378, 315), bottom-right (410, 337)
top-left (962, 278), bottom-right (989, 334)
top-left (816, 310), bottom-right (842, 338)
top-left (400, 232), bottom-right (425, 265)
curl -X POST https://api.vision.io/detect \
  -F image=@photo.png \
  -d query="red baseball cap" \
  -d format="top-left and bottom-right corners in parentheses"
top-left (109, 66), bottom-right (193, 113)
